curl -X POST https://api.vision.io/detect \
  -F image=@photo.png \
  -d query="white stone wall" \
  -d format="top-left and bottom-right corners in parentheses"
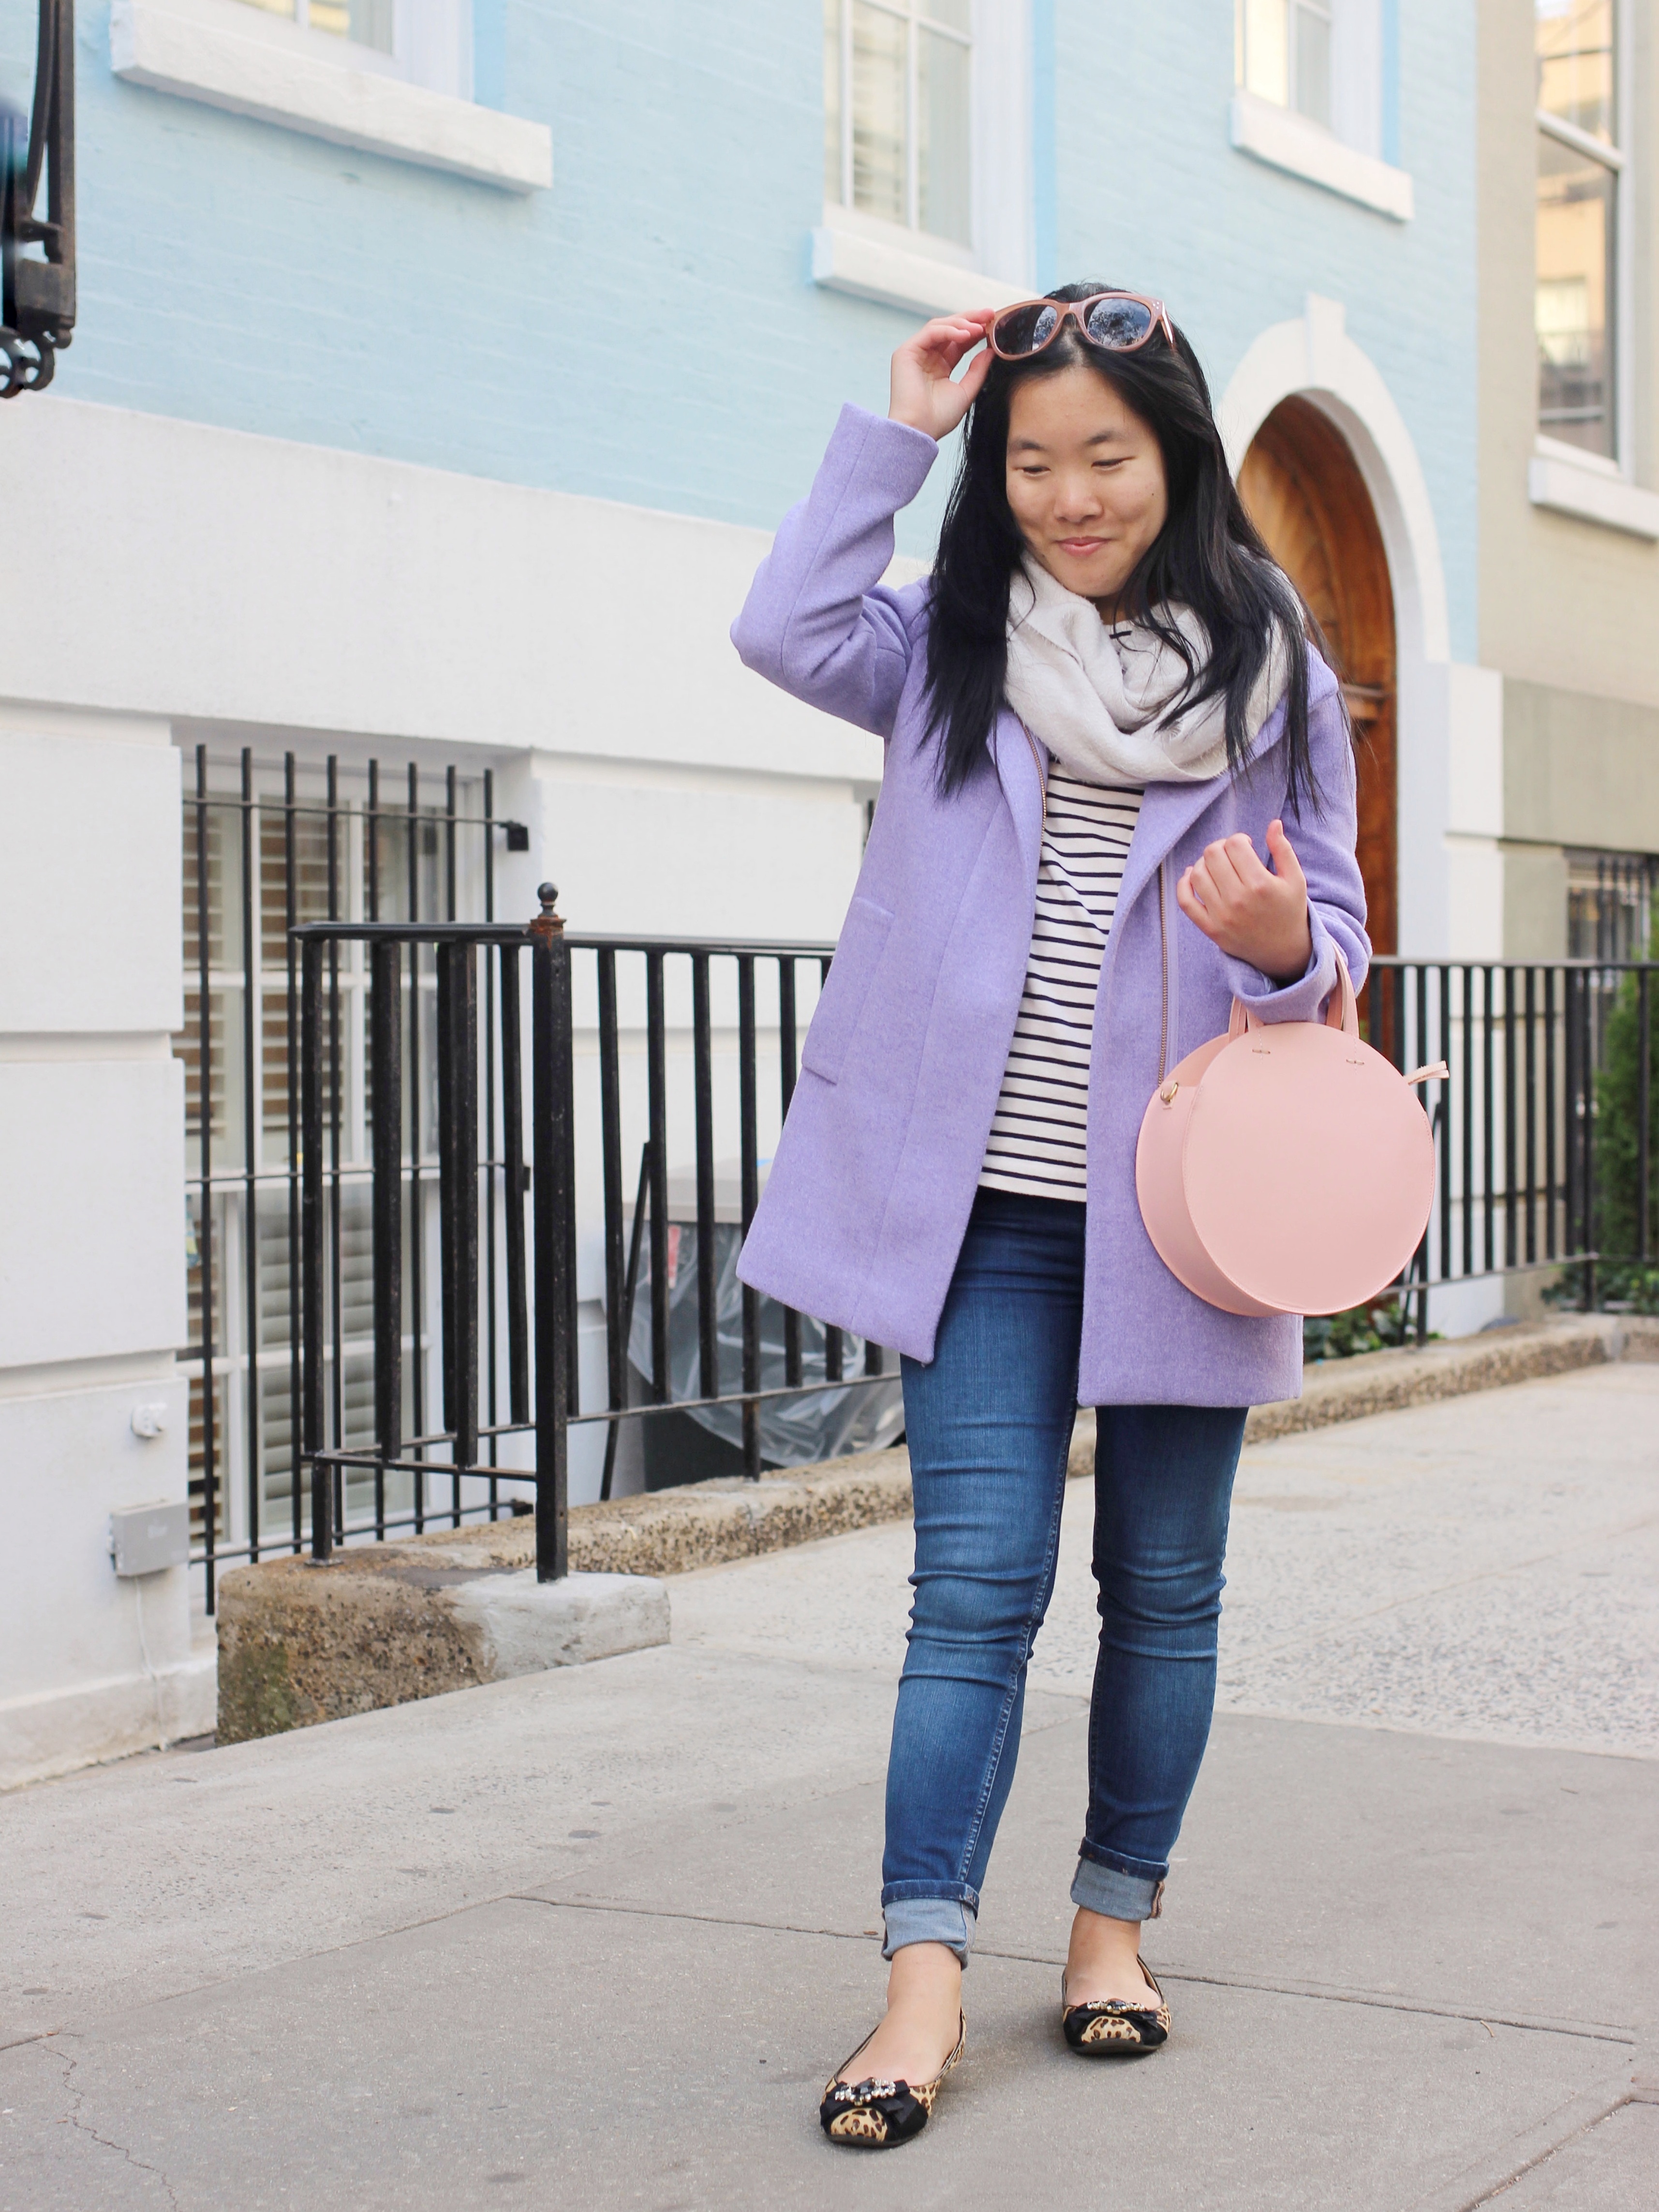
top-left (0, 706), bottom-right (214, 1788)
top-left (0, 396), bottom-right (890, 1786)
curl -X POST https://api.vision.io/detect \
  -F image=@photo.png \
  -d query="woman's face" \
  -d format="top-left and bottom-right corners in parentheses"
top-left (1005, 362), bottom-right (1169, 614)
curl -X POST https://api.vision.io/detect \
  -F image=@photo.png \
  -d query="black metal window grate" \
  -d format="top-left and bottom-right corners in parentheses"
top-left (1567, 849), bottom-right (1658, 964)
top-left (176, 746), bottom-right (500, 1608)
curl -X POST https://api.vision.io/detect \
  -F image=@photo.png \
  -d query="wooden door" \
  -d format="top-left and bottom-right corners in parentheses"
top-left (1237, 396), bottom-right (1398, 956)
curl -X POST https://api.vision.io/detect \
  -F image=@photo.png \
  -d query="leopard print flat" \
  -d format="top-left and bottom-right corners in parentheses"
top-left (1060, 1959), bottom-right (1171, 2056)
top-left (819, 2014), bottom-right (966, 2148)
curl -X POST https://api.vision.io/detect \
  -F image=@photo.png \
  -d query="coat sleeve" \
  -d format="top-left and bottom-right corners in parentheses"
top-left (1222, 668), bottom-right (1372, 1023)
top-left (729, 404), bottom-right (939, 739)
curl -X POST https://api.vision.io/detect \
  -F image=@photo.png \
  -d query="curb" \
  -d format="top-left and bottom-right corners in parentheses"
top-left (1243, 1311), bottom-right (1655, 1440)
top-left (215, 1312), bottom-right (1656, 1741)
top-left (548, 1312), bottom-right (1653, 1576)
top-left (215, 1539), bottom-right (671, 1743)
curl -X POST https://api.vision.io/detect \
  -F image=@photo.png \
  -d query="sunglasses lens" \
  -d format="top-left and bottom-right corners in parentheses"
top-left (994, 301), bottom-right (1062, 356)
top-left (1082, 296), bottom-right (1154, 349)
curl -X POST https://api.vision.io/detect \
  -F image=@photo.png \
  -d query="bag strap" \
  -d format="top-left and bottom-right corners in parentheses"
top-left (1228, 947), bottom-right (1358, 1041)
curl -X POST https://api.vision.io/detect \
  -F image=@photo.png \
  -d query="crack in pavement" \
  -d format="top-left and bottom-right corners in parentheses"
top-left (46, 2043), bottom-right (180, 2210)
top-left (504, 1892), bottom-right (1638, 2046)
top-left (1455, 2100), bottom-right (1640, 2212)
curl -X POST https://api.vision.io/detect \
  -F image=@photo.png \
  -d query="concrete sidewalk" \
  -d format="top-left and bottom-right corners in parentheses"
top-left (3, 1366), bottom-right (1656, 2210)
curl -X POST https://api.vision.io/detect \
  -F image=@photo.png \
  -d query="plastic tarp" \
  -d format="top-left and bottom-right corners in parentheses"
top-left (626, 1219), bottom-right (904, 1468)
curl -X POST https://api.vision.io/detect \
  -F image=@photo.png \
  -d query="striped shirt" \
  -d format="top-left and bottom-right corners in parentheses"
top-left (978, 770), bottom-right (1145, 1202)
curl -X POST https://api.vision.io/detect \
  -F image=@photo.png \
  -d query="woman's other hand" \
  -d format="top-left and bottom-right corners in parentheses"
top-left (1176, 819), bottom-right (1313, 984)
top-left (889, 311), bottom-right (997, 441)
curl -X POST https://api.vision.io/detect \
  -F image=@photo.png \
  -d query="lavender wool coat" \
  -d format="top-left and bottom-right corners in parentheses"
top-left (730, 405), bottom-right (1371, 1408)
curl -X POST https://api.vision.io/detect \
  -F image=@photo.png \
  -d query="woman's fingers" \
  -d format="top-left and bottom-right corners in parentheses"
top-left (954, 343), bottom-right (993, 406)
top-left (1175, 863), bottom-right (1219, 939)
top-left (1178, 831), bottom-right (1313, 979)
top-left (1206, 837), bottom-right (1253, 894)
top-left (890, 312), bottom-right (993, 436)
top-left (1266, 818), bottom-right (1307, 893)
top-left (913, 311), bottom-right (992, 371)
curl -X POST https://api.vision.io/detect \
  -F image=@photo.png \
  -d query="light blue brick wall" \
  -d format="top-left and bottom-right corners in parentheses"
top-left (3, 3), bottom-right (922, 524)
top-left (2, 0), bottom-right (1474, 639)
top-left (1046, 0), bottom-right (1478, 661)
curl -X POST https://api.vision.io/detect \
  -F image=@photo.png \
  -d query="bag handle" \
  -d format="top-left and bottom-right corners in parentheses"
top-left (1228, 947), bottom-right (1359, 1042)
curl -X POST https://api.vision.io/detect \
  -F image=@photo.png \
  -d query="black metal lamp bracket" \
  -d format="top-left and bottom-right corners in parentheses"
top-left (1, 0), bottom-right (75, 398)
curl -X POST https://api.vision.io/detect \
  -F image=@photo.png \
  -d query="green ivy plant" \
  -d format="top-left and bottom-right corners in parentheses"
top-left (1592, 957), bottom-right (1659, 1269)
top-left (1546, 947), bottom-right (1659, 1314)
top-left (1304, 1296), bottom-right (1429, 1362)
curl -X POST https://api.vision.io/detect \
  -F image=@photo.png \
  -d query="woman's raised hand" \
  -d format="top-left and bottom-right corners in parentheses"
top-left (889, 311), bottom-right (997, 441)
top-left (1176, 819), bottom-right (1314, 985)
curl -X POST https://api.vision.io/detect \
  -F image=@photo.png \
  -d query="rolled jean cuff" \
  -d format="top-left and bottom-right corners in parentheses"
top-left (1071, 1847), bottom-right (1167, 1924)
top-left (880, 1886), bottom-right (979, 1967)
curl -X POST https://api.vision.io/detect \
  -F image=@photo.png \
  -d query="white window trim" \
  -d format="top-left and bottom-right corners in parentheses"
top-left (814, 0), bottom-right (1032, 320)
top-left (1529, 2), bottom-right (1638, 518)
top-left (1229, 87), bottom-right (1412, 220)
top-left (1527, 450), bottom-right (1659, 540)
top-left (110, 0), bottom-right (552, 193)
top-left (812, 204), bottom-right (1029, 317)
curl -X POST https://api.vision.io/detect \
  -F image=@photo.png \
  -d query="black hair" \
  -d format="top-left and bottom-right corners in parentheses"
top-left (923, 282), bottom-right (1330, 812)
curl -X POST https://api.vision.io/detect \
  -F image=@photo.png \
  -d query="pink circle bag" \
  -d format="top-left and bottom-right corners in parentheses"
top-left (1135, 952), bottom-right (1447, 1318)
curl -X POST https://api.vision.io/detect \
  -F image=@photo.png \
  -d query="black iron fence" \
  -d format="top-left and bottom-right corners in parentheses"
top-left (284, 890), bottom-right (899, 1595)
top-left (1362, 958), bottom-right (1654, 1339)
top-left (186, 806), bottom-right (1656, 1606)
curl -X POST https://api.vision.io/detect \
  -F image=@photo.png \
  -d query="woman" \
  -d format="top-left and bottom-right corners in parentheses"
top-left (730, 285), bottom-right (1369, 2148)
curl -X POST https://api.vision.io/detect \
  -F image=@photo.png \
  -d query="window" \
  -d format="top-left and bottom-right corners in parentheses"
top-left (1237, 0), bottom-right (1333, 133)
top-left (824, 0), bottom-right (973, 252)
top-left (111, 0), bottom-right (550, 193)
top-left (228, 0), bottom-right (458, 92)
top-left (1229, 0), bottom-right (1409, 220)
top-left (1566, 849), bottom-right (1658, 961)
top-left (1535, 0), bottom-right (1622, 461)
top-left (813, 0), bottom-right (1030, 316)
top-left (237, 0), bottom-right (393, 59)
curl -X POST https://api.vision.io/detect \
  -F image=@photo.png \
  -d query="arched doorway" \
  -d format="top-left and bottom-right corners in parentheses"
top-left (1238, 396), bottom-right (1398, 955)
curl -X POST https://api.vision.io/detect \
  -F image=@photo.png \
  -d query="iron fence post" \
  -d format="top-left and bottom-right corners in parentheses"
top-left (407, 763), bottom-right (426, 1531)
top-left (285, 754), bottom-right (302, 1555)
top-left (500, 946), bottom-right (530, 1426)
top-left (194, 745), bottom-right (218, 1606)
top-left (436, 941), bottom-right (480, 1489)
top-left (596, 948), bottom-right (626, 1458)
top-left (240, 748), bottom-right (261, 1564)
top-left (1640, 966), bottom-right (1652, 1267)
top-left (692, 952), bottom-right (719, 1405)
top-left (531, 886), bottom-right (571, 1581)
top-left (738, 955), bottom-right (761, 1479)
top-left (300, 935), bottom-right (329, 1563)
top-left (645, 951), bottom-right (669, 1405)
top-left (779, 957), bottom-right (802, 1390)
top-left (370, 940), bottom-right (404, 1538)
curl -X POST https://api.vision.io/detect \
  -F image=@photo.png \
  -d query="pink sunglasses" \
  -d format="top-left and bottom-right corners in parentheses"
top-left (987, 291), bottom-right (1175, 362)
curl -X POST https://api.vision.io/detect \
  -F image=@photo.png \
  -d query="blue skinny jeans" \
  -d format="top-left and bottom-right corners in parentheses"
top-left (881, 1188), bottom-right (1246, 1964)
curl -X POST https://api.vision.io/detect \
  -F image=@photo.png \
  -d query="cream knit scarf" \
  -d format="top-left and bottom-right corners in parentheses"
top-left (1003, 552), bottom-right (1294, 785)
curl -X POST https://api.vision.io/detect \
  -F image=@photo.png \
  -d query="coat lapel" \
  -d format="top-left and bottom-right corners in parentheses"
top-left (989, 707), bottom-right (1047, 893)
